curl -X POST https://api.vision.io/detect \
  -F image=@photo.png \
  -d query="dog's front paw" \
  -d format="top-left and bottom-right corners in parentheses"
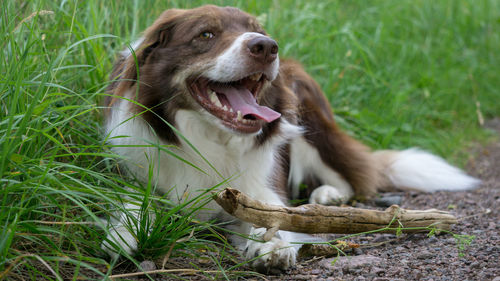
top-left (245, 235), bottom-right (297, 274)
top-left (309, 185), bottom-right (350, 205)
top-left (101, 224), bottom-right (137, 260)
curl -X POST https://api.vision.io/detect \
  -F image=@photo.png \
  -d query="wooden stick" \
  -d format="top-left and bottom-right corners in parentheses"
top-left (213, 188), bottom-right (457, 238)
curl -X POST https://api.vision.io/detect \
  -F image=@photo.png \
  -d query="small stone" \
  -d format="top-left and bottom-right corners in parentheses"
top-left (470, 261), bottom-right (481, 269)
top-left (349, 268), bottom-right (363, 274)
top-left (353, 247), bottom-right (363, 255)
top-left (460, 258), bottom-right (471, 265)
top-left (310, 269), bottom-right (321, 275)
top-left (479, 271), bottom-right (493, 280)
top-left (374, 196), bottom-right (402, 207)
top-left (489, 246), bottom-right (500, 253)
top-left (356, 203), bottom-right (367, 208)
top-left (491, 276), bottom-right (500, 281)
top-left (372, 234), bottom-right (393, 243)
top-left (444, 238), bottom-right (456, 244)
top-left (417, 251), bottom-right (434, 260)
top-left (427, 236), bottom-right (438, 243)
top-left (293, 274), bottom-right (317, 280)
top-left (138, 260), bottom-right (157, 272)
top-left (320, 254), bottom-right (384, 271)
top-left (370, 266), bottom-right (385, 275)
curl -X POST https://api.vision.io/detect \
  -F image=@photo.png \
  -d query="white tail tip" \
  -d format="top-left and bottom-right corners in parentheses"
top-left (387, 148), bottom-right (481, 192)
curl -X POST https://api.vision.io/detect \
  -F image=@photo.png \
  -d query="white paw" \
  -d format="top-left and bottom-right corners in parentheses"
top-left (101, 224), bottom-right (137, 259)
top-left (244, 229), bottom-right (297, 274)
top-left (309, 185), bottom-right (350, 205)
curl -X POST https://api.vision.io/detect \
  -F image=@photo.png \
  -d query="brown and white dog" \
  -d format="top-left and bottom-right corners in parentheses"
top-left (103, 5), bottom-right (479, 272)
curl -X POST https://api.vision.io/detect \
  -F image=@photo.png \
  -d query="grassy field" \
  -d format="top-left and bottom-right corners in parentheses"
top-left (1, 0), bottom-right (499, 279)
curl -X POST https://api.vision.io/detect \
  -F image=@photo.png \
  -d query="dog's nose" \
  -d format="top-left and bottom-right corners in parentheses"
top-left (247, 36), bottom-right (278, 64)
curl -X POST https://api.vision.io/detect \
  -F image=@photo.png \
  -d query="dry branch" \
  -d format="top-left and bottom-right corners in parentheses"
top-left (213, 188), bottom-right (457, 239)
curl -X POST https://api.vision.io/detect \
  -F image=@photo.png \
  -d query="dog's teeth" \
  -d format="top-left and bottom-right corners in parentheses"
top-left (237, 111), bottom-right (243, 121)
top-left (210, 91), bottom-right (218, 103)
top-left (229, 108), bottom-right (233, 113)
top-left (249, 73), bottom-right (262, 81)
top-left (222, 105), bottom-right (228, 111)
top-left (210, 91), bottom-right (223, 108)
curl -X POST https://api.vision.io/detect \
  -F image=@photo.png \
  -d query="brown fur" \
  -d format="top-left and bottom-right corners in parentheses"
top-left (106, 5), bottom-right (383, 200)
top-left (279, 60), bottom-right (380, 198)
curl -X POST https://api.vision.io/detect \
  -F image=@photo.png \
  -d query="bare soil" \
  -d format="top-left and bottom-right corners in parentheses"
top-left (278, 119), bottom-right (500, 281)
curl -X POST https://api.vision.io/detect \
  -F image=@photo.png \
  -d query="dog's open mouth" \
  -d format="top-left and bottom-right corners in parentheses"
top-left (189, 73), bottom-right (281, 133)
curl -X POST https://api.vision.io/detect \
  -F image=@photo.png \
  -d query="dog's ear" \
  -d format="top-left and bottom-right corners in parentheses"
top-left (117, 9), bottom-right (185, 89)
top-left (135, 9), bottom-right (185, 66)
top-left (143, 9), bottom-right (185, 49)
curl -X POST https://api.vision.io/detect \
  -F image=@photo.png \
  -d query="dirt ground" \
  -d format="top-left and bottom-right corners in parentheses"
top-left (276, 119), bottom-right (500, 281)
top-left (87, 120), bottom-right (500, 281)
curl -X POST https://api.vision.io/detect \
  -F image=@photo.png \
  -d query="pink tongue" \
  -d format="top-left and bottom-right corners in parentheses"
top-left (211, 85), bottom-right (281, 123)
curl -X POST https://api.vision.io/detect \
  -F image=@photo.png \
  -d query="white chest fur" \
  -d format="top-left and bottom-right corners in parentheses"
top-left (106, 98), bottom-right (301, 220)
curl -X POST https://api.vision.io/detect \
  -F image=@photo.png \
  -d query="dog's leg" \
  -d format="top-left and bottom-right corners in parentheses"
top-left (101, 202), bottom-right (150, 259)
top-left (224, 184), bottom-right (302, 273)
top-left (308, 185), bottom-right (350, 205)
top-left (227, 220), bottom-right (298, 274)
top-left (289, 136), bottom-right (359, 205)
top-left (244, 227), bottom-right (297, 274)
top-left (282, 61), bottom-right (379, 203)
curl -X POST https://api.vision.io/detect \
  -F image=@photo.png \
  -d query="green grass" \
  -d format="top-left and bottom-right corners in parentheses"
top-left (1, 0), bottom-right (499, 279)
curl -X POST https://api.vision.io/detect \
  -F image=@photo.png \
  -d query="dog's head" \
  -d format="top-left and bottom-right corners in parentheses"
top-left (111, 5), bottom-right (288, 139)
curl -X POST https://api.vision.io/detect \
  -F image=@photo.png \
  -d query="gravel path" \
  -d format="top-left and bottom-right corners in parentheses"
top-left (279, 119), bottom-right (500, 281)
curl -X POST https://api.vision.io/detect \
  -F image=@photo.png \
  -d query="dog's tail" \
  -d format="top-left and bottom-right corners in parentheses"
top-left (374, 148), bottom-right (480, 192)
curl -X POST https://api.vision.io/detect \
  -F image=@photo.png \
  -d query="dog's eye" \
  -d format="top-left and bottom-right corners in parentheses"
top-left (199, 31), bottom-right (214, 40)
